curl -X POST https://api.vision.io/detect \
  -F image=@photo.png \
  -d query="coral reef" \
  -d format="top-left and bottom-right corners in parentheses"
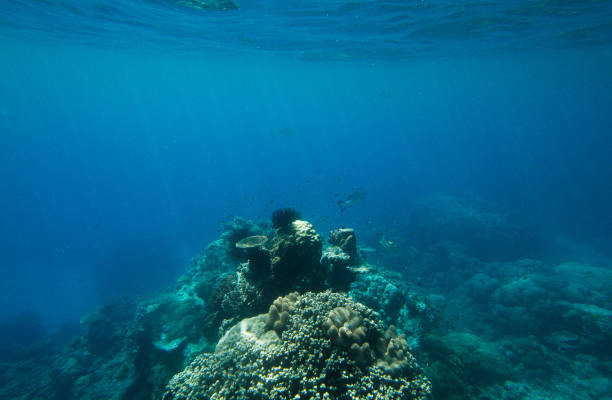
top-left (217, 216), bottom-right (272, 264)
top-left (163, 291), bottom-right (431, 400)
top-left (235, 235), bottom-right (271, 279)
top-left (10, 208), bottom-right (608, 400)
top-left (321, 228), bottom-right (358, 290)
top-left (378, 326), bottom-right (415, 375)
top-left (325, 306), bottom-right (370, 364)
top-left (349, 265), bottom-right (433, 342)
top-left (235, 235), bottom-right (268, 249)
top-left (419, 257), bottom-right (612, 400)
top-left (0, 218), bottom-right (431, 400)
top-left (329, 228), bottom-right (357, 264)
top-left (268, 219), bottom-right (325, 293)
top-left (265, 292), bottom-right (298, 334)
top-left (205, 218), bottom-right (325, 337)
top-left (406, 194), bottom-right (541, 261)
top-left (321, 245), bottom-right (351, 268)
top-left (321, 245), bottom-right (355, 290)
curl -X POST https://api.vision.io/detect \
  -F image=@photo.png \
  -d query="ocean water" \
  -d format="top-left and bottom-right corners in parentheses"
top-left (1, 1), bottom-right (612, 399)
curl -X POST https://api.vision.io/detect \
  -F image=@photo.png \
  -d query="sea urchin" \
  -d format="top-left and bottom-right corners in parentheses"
top-left (271, 208), bottom-right (301, 230)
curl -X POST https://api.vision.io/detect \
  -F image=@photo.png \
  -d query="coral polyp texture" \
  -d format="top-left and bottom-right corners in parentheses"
top-left (324, 306), bottom-right (417, 374)
top-left (163, 291), bottom-right (432, 400)
top-left (265, 292), bottom-right (299, 333)
top-left (325, 306), bottom-right (370, 364)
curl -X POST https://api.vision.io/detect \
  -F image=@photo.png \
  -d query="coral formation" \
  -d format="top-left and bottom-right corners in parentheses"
top-left (217, 217), bottom-right (272, 263)
top-left (235, 235), bottom-right (271, 280)
top-left (321, 245), bottom-right (355, 290)
top-left (321, 246), bottom-right (351, 268)
top-left (329, 228), bottom-right (357, 264)
top-left (323, 305), bottom-right (417, 374)
top-left (265, 292), bottom-right (298, 334)
top-left (163, 291), bottom-right (431, 400)
top-left (349, 265), bottom-right (431, 333)
top-left (0, 217), bottom-right (433, 400)
top-left (418, 256), bottom-right (612, 399)
top-left (325, 306), bottom-right (371, 365)
top-left (205, 218), bottom-right (325, 337)
top-left (268, 219), bottom-right (325, 293)
top-left (235, 235), bottom-right (268, 248)
top-left (377, 326), bottom-right (414, 374)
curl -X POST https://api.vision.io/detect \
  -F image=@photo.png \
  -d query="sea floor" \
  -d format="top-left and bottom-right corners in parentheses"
top-left (1, 199), bottom-right (610, 399)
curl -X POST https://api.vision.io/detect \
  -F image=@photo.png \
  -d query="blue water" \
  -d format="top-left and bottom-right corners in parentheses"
top-left (1, 0), bottom-right (611, 350)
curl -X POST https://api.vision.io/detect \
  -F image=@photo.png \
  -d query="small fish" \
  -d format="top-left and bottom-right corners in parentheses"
top-left (337, 190), bottom-right (366, 212)
top-left (379, 234), bottom-right (398, 253)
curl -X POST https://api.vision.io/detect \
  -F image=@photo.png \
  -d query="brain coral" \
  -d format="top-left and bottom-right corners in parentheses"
top-left (163, 291), bottom-right (431, 400)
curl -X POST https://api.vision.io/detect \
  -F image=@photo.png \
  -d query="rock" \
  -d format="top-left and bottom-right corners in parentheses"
top-left (268, 220), bottom-right (325, 293)
top-left (321, 246), bottom-right (355, 290)
top-left (423, 332), bottom-right (512, 383)
top-left (329, 228), bottom-right (357, 264)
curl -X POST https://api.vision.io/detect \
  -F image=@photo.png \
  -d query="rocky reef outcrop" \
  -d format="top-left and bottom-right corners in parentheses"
top-left (321, 228), bottom-right (358, 290)
top-left (163, 291), bottom-right (431, 400)
top-left (0, 216), bottom-right (432, 400)
top-left (206, 218), bottom-right (327, 337)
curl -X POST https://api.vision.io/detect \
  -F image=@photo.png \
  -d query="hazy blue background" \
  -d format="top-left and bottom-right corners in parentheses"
top-left (1, 0), bottom-right (611, 333)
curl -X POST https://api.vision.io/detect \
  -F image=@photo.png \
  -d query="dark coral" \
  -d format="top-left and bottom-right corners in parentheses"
top-left (329, 228), bottom-right (358, 264)
top-left (321, 245), bottom-right (356, 291)
top-left (271, 207), bottom-right (302, 230)
top-left (235, 235), bottom-right (271, 280)
top-left (203, 219), bottom-right (324, 338)
top-left (221, 217), bottom-right (270, 263)
top-left (322, 228), bottom-right (359, 290)
top-left (268, 219), bottom-right (325, 294)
